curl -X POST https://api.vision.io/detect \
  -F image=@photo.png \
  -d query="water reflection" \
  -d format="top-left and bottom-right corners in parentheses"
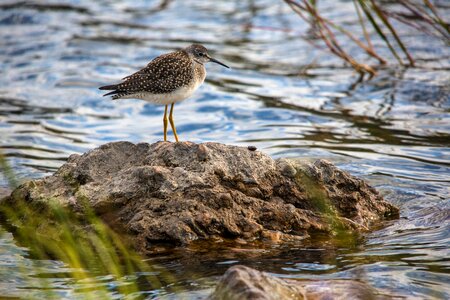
top-left (0, 0), bottom-right (449, 299)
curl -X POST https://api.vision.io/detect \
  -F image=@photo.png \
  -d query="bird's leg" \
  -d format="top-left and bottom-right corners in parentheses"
top-left (163, 105), bottom-right (168, 142)
top-left (169, 103), bottom-right (179, 142)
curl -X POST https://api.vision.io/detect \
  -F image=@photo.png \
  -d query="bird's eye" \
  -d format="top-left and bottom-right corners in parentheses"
top-left (198, 52), bottom-right (205, 57)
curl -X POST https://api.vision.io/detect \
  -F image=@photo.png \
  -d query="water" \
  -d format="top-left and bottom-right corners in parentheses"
top-left (0, 0), bottom-right (449, 299)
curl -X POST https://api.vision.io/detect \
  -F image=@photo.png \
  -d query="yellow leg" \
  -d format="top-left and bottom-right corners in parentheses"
top-left (169, 103), bottom-right (179, 142)
top-left (163, 105), bottom-right (168, 141)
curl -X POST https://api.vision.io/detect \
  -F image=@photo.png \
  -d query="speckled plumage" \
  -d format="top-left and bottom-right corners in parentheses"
top-left (100, 45), bottom-right (208, 103)
top-left (99, 44), bottom-right (229, 141)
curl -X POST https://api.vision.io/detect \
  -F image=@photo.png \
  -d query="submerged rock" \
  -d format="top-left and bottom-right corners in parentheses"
top-left (1, 141), bottom-right (398, 252)
top-left (208, 265), bottom-right (392, 300)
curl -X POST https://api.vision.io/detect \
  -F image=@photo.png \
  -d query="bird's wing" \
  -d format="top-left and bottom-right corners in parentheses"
top-left (115, 51), bottom-right (194, 95)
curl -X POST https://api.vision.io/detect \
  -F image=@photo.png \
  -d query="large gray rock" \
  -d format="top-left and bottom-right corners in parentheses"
top-left (208, 265), bottom-right (392, 300)
top-left (2, 141), bottom-right (398, 252)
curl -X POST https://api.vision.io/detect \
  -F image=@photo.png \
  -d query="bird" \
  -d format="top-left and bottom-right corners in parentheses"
top-left (99, 44), bottom-right (229, 142)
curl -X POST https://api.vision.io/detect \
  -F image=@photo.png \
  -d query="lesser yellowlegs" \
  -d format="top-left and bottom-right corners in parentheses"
top-left (99, 44), bottom-right (229, 142)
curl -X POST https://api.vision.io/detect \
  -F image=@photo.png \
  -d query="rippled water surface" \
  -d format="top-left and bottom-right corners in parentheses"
top-left (0, 0), bottom-right (449, 299)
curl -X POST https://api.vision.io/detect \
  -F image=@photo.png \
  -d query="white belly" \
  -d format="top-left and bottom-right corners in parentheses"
top-left (119, 79), bottom-right (203, 105)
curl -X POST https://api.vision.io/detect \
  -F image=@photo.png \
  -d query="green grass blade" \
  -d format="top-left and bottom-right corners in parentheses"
top-left (353, 0), bottom-right (373, 50)
top-left (369, 0), bottom-right (415, 66)
top-left (357, 0), bottom-right (403, 65)
top-left (423, 0), bottom-right (450, 37)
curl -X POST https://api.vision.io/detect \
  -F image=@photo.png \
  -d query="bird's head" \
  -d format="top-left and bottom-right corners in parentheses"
top-left (185, 44), bottom-right (229, 68)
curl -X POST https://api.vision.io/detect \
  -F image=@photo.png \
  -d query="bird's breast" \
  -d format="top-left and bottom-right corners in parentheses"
top-left (194, 63), bottom-right (206, 87)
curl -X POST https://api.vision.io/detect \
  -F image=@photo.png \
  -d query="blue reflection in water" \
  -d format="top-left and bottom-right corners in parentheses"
top-left (0, 0), bottom-right (449, 299)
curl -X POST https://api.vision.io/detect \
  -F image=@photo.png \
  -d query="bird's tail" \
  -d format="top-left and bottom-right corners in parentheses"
top-left (99, 84), bottom-right (120, 97)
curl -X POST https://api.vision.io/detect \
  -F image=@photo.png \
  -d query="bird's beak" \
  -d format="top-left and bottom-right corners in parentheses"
top-left (208, 56), bottom-right (229, 68)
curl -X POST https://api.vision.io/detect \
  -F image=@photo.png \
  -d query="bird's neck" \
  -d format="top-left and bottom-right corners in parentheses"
top-left (193, 61), bottom-right (206, 84)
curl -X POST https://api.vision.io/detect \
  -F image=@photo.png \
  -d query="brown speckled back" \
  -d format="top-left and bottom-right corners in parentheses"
top-left (109, 49), bottom-right (195, 98)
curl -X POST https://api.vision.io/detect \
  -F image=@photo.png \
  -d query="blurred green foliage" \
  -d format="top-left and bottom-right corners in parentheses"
top-left (0, 153), bottom-right (177, 299)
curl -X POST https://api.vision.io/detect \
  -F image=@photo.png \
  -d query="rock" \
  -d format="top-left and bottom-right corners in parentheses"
top-left (1, 141), bottom-right (398, 252)
top-left (208, 265), bottom-right (392, 300)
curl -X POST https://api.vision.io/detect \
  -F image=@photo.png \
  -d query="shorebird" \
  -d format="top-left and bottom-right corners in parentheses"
top-left (99, 44), bottom-right (229, 142)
